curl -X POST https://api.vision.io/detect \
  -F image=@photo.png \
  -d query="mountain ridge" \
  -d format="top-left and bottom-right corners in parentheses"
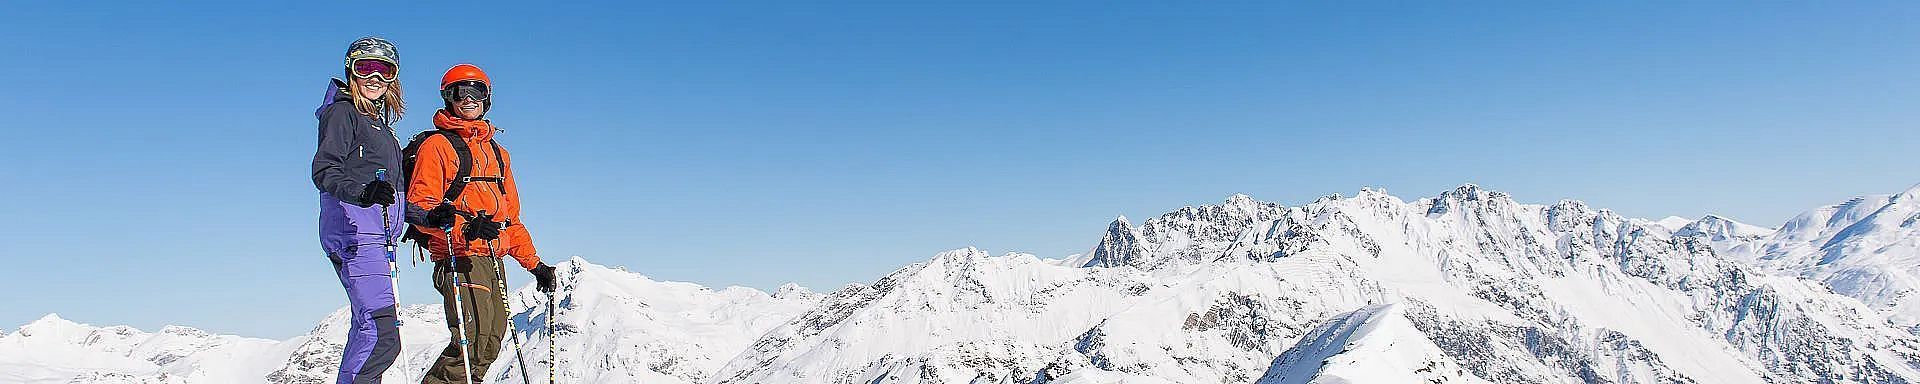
top-left (8, 184), bottom-right (1920, 383)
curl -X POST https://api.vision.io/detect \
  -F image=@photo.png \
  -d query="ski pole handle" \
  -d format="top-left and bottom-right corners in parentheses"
top-left (375, 168), bottom-right (396, 256)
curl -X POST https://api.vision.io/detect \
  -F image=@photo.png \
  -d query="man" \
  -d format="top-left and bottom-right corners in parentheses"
top-left (407, 63), bottom-right (557, 384)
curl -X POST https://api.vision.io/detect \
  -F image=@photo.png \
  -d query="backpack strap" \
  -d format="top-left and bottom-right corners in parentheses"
top-left (452, 140), bottom-right (507, 185)
top-left (403, 130), bottom-right (478, 205)
top-left (407, 132), bottom-right (505, 204)
top-left (401, 130), bottom-right (471, 245)
top-left (488, 140), bottom-right (506, 182)
top-left (400, 132), bottom-right (510, 246)
top-left (434, 130), bottom-right (476, 203)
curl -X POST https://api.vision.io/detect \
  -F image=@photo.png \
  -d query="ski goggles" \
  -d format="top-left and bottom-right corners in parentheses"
top-left (441, 80), bottom-right (490, 102)
top-left (351, 59), bottom-right (397, 81)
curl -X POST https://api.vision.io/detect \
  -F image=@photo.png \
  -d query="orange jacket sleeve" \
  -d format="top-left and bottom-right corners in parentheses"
top-left (406, 135), bottom-right (462, 255)
top-left (407, 135), bottom-right (455, 217)
top-left (499, 147), bottom-right (542, 270)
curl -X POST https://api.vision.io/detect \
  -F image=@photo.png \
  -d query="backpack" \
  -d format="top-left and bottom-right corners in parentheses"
top-left (401, 130), bottom-right (504, 244)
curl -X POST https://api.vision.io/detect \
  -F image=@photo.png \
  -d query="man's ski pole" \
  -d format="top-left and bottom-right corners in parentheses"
top-left (491, 239), bottom-right (533, 384)
top-left (446, 225), bottom-right (476, 384)
top-left (549, 287), bottom-right (557, 384)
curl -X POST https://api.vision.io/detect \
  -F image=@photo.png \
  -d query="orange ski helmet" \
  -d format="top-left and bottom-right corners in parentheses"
top-left (439, 64), bottom-right (492, 114)
top-left (440, 63), bottom-right (490, 89)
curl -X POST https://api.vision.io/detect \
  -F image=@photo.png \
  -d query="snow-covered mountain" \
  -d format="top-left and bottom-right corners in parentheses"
top-left (2, 257), bottom-right (819, 384)
top-left (1253, 304), bottom-right (1485, 384)
top-left (1699, 185), bottom-right (1920, 334)
top-left (7, 185), bottom-right (1920, 383)
top-left (0, 314), bottom-right (289, 383)
top-left (717, 186), bottom-right (1920, 383)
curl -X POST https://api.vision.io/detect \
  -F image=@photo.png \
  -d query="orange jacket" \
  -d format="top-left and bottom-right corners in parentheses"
top-left (409, 110), bottom-right (541, 270)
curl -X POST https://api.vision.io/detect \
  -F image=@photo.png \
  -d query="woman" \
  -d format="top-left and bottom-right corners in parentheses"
top-left (409, 63), bottom-right (556, 384)
top-left (311, 36), bottom-right (407, 384)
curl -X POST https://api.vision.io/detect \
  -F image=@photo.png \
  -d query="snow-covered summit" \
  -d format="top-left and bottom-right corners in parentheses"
top-left (1654, 216), bottom-right (1695, 232)
top-left (1078, 215), bottom-right (1143, 268)
top-left (1676, 214), bottom-right (1773, 240)
top-left (775, 283), bottom-right (818, 300)
top-left (1254, 304), bottom-right (1486, 384)
top-left (0, 312), bottom-right (284, 383)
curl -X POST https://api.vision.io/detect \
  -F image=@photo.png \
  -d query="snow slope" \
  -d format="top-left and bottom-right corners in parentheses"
top-left (1254, 304), bottom-right (1486, 384)
top-left (4, 257), bottom-right (817, 384)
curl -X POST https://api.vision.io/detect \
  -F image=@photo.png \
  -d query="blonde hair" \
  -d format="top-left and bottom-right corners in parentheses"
top-left (348, 77), bottom-right (406, 122)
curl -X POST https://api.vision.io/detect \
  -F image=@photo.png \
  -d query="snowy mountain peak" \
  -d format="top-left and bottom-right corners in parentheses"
top-left (1676, 214), bottom-right (1772, 240)
top-left (3, 312), bottom-right (283, 383)
top-left (1083, 216), bottom-right (1144, 268)
top-left (932, 247), bottom-right (990, 264)
top-left (27, 313), bottom-right (73, 326)
top-left (158, 325), bottom-right (212, 339)
top-left (1441, 183), bottom-right (1496, 200)
top-left (1348, 187), bottom-right (1396, 203)
top-left (1254, 304), bottom-right (1486, 384)
top-left (1655, 215), bottom-right (1694, 231)
top-left (1423, 183), bottom-right (1519, 218)
top-left (1105, 194), bottom-right (1287, 269)
top-left (775, 283), bottom-right (817, 300)
top-left (1224, 193), bottom-right (1262, 212)
top-left (15, 313), bottom-right (87, 339)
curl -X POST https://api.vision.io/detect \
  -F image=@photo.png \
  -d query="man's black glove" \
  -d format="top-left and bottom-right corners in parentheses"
top-left (423, 203), bottom-right (458, 228)
top-left (356, 180), bottom-right (396, 207)
top-left (531, 262), bottom-right (557, 292)
top-left (462, 211), bottom-right (502, 242)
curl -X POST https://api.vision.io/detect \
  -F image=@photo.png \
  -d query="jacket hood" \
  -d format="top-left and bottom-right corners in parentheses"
top-left (313, 78), bottom-right (349, 119)
top-left (433, 109), bottom-right (496, 141)
top-left (329, 78), bottom-right (353, 103)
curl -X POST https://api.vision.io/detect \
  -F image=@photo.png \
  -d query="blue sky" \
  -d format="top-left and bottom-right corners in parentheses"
top-left (0, 1), bottom-right (1915, 338)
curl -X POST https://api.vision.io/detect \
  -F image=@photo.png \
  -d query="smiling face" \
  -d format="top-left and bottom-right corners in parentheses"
top-left (443, 79), bottom-right (490, 119)
top-left (453, 98), bottom-right (485, 119)
top-left (354, 76), bottom-right (388, 101)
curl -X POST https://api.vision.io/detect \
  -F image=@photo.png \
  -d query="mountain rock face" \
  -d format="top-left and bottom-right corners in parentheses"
top-left (1081, 216), bottom-right (1145, 268)
top-left (7, 185), bottom-right (1920, 383)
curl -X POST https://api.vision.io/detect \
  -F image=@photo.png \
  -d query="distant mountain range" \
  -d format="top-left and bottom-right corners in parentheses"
top-left (7, 184), bottom-right (1918, 383)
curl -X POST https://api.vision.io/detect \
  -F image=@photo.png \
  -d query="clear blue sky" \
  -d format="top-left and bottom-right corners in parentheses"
top-left (1, 1), bottom-right (1914, 338)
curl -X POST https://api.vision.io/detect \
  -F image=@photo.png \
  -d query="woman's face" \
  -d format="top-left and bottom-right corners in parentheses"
top-left (453, 98), bottom-right (485, 119)
top-left (354, 75), bottom-right (388, 101)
